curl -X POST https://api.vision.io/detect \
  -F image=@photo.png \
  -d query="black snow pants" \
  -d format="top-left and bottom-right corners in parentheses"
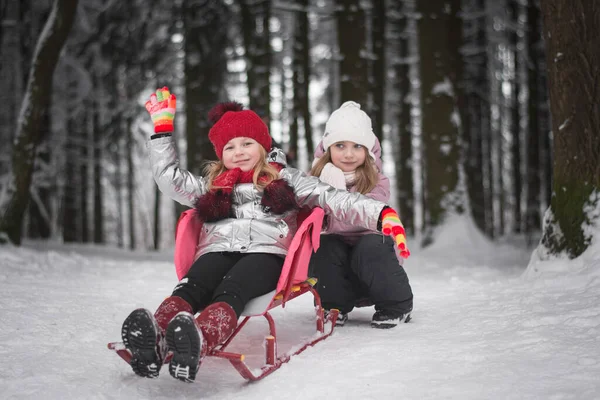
top-left (171, 252), bottom-right (284, 317)
top-left (308, 234), bottom-right (413, 315)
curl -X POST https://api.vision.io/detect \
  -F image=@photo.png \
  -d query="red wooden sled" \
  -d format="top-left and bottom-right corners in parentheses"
top-left (108, 207), bottom-right (339, 381)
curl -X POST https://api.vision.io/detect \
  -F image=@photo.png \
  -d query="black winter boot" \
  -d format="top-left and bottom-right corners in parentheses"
top-left (371, 310), bottom-right (411, 329)
top-left (121, 308), bottom-right (166, 378)
top-left (166, 312), bottom-right (203, 383)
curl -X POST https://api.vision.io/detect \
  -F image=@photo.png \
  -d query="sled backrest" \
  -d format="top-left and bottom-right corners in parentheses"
top-left (174, 207), bottom-right (324, 286)
top-left (174, 209), bottom-right (202, 280)
top-left (275, 207), bottom-right (324, 305)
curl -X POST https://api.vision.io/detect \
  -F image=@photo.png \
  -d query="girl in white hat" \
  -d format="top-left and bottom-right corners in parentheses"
top-left (309, 101), bottom-right (413, 329)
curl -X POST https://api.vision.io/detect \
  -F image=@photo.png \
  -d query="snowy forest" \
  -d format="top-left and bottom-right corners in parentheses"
top-left (0, 0), bottom-right (598, 259)
top-left (1, 1), bottom-right (600, 399)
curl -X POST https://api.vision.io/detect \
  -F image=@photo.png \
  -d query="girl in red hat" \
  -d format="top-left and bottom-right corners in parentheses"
top-left (120, 88), bottom-right (409, 383)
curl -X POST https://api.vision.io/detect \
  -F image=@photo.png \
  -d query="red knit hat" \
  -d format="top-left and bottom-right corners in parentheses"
top-left (208, 102), bottom-right (272, 159)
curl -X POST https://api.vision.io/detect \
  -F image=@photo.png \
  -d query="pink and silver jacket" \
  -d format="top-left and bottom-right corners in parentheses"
top-left (148, 136), bottom-right (387, 258)
top-left (312, 137), bottom-right (391, 245)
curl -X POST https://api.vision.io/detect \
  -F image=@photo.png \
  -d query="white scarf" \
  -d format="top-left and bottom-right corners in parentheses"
top-left (344, 171), bottom-right (356, 186)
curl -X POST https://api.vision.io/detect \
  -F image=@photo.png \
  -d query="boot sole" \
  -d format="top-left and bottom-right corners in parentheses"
top-left (166, 313), bottom-right (202, 383)
top-left (121, 309), bottom-right (162, 378)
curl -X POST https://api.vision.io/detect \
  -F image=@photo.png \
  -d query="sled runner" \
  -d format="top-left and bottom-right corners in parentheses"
top-left (108, 206), bottom-right (339, 381)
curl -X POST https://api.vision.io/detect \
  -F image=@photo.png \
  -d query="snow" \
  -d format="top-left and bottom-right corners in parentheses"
top-left (2, 217), bottom-right (600, 399)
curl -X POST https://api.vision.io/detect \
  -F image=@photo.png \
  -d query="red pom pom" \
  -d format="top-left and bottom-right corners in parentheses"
top-left (208, 102), bottom-right (244, 124)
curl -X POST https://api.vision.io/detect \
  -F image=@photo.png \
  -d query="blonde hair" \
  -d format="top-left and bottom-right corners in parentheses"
top-left (204, 146), bottom-right (280, 190)
top-left (309, 148), bottom-right (378, 195)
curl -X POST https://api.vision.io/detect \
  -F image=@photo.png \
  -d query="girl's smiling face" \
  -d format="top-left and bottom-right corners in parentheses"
top-left (329, 141), bottom-right (367, 172)
top-left (222, 137), bottom-right (262, 171)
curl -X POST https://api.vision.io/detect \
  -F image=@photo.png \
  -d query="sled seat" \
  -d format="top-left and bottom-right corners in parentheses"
top-left (241, 277), bottom-right (317, 316)
top-left (206, 207), bottom-right (339, 381)
top-left (109, 206), bottom-right (339, 382)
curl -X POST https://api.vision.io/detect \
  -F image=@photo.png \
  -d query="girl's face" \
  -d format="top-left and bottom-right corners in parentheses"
top-left (329, 141), bottom-right (367, 172)
top-left (222, 137), bottom-right (262, 171)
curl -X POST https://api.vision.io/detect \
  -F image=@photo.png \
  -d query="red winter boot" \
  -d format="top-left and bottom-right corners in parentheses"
top-left (121, 296), bottom-right (192, 378)
top-left (154, 296), bottom-right (193, 332)
top-left (166, 302), bottom-right (237, 382)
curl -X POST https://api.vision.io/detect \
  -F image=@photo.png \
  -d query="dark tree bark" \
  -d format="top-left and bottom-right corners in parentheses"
top-left (371, 0), bottom-right (386, 142)
top-left (115, 136), bottom-right (124, 248)
top-left (184, 0), bottom-right (230, 176)
top-left (0, 0), bottom-right (8, 46)
top-left (335, 0), bottom-right (368, 106)
top-left (80, 107), bottom-right (89, 243)
top-left (539, 0), bottom-right (600, 258)
top-left (417, 0), bottom-right (464, 246)
top-left (153, 185), bottom-right (161, 250)
top-left (0, 0), bottom-right (79, 245)
top-left (508, 0), bottom-right (522, 233)
top-left (22, 1), bottom-right (52, 239)
top-left (126, 117), bottom-right (135, 250)
top-left (525, 0), bottom-right (542, 236)
top-left (291, 0), bottom-right (313, 163)
top-left (61, 116), bottom-right (88, 243)
top-left (92, 73), bottom-right (104, 244)
top-left (391, 0), bottom-right (414, 235)
top-left (463, 0), bottom-right (490, 235)
top-left (26, 111), bottom-right (52, 239)
top-left (239, 0), bottom-right (271, 124)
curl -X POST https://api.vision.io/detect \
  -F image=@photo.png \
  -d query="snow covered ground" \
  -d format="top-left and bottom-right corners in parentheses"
top-left (1, 217), bottom-right (600, 400)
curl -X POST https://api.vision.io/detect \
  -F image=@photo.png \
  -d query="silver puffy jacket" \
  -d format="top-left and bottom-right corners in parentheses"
top-left (149, 136), bottom-right (387, 258)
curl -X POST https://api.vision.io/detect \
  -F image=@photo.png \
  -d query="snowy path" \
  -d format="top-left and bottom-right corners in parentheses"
top-left (1, 229), bottom-right (600, 399)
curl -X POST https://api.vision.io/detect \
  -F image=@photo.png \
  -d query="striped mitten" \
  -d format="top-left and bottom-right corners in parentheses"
top-left (380, 208), bottom-right (410, 259)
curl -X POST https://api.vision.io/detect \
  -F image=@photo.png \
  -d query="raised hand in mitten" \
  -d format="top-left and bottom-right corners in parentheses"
top-left (145, 87), bottom-right (177, 133)
top-left (319, 162), bottom-right (347, 190)
top-left (380, 207), bottom-right (410, 259)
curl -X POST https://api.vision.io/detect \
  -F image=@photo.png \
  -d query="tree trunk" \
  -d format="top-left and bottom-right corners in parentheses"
top-left (538, 0), bottom-right (600, 258)
top-left (417, 0), bottom-right (463, 246)
top-left (22, 1), bottom-right (52, 240)
top-left (62, 118), bottom-right (81, 243)
top-left (80, 106), bottom-right (90, 243)
top-left (370, 0), bottom-right (386, 142)
top-left (298, 0), bottom-right (313, 157)
top-left (292, 0), bottom-right (313, 165)
top-left (239, 0), bottom-right (271, 122)
top-left (335, 0), bottom-right (368, 106)
top-left (0, 0), bottom-right (8, 46)
top-left (26, 110), bottom-right (52, 239)
top-left (0, 0), bottom-right (79, 245)
top-left (153, 185), bottom-right (161, 250)
top-left (525, 0), bottom-right (542, 236)
top-left (92, 75), bottom-right (104, 244)
top-left (184, 0), bottom-right (229, 176)
top-left (126, 117), bottom-right (135, 250)
top-left (391, 0), bottom-right (414, 235)
top-left (462, 0), bottom-right (490, 235)
top-left (115, 135), bottom-right (124, 248)
top-left (508, 0), bottom-right (522, 233)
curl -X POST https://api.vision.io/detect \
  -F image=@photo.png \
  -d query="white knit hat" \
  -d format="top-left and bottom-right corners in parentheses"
top-left (322, 101), bottom-right (376, 160)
